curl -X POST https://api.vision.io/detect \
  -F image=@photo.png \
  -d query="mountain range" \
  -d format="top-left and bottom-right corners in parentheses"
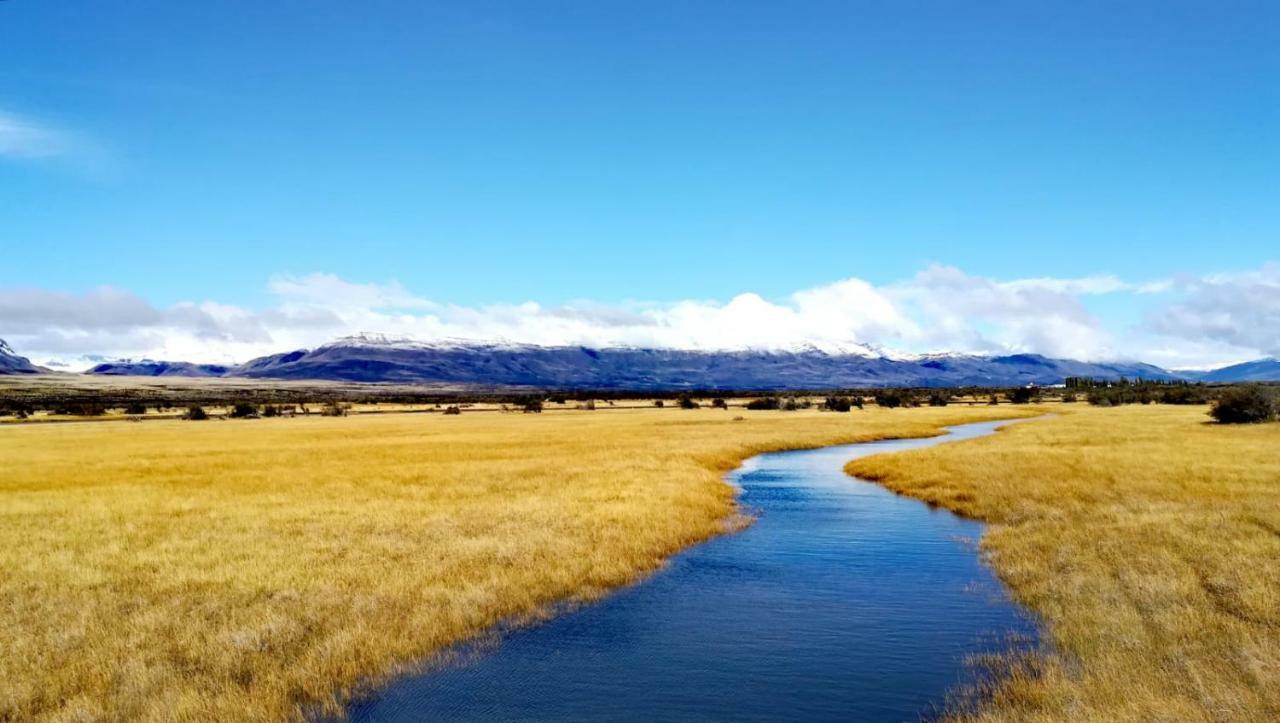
top-left (85, 360), bottom-right (233, 377)
top-left (4, 335), bottom-right (1275, 388)
top-left (0, 339), bottom-right (47, 374)
top-left (223, 335), bottom-right (1181, 389)
top-left (1182, 358), bottom-right (1280, 383)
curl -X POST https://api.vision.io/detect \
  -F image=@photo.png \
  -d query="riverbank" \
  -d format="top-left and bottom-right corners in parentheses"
top-left (349, 419), bottom-right (1040, 721)
top-left (846, 405), bottom-right (1280, 722)
top-left (0, 405), bottom-right (1042, 721)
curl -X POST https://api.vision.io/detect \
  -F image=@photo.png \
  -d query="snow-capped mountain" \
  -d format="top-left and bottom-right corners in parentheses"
top-left (224, 334), bottom-right (1178, 389)
top-left (1181, 358), bottom-right (1280, 383)
top-left (1, 334), bottom-right (1214, 388)
top-left (0, 339), bottom-right (47, 374)
top-left (85, 359), bottom-right (233, 377)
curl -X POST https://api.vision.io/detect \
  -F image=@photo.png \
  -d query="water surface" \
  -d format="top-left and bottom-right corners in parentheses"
top-left (351, 419), bottom-right (1038, 721)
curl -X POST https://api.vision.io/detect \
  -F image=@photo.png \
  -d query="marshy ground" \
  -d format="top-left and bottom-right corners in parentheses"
top-left (3, 402), bottom-right (1273, 722)
top-left (848, 405), bottom-right (1280, 722)
top-left (0, 404), bottom-right (1037, 721)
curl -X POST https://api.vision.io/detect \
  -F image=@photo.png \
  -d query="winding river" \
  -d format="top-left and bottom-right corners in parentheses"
top-left (349, 419), bottom-right (1039, 722)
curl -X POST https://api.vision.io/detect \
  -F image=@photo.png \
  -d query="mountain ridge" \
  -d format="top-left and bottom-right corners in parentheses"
top-left (0, 339), bottom-right (48, 374)
top-left (226, 336), bottom-right (1179, 389)
top-left (1181, 358), bottom-right (1280, 383)
top-left (86, 359), bottom-right (234, 377)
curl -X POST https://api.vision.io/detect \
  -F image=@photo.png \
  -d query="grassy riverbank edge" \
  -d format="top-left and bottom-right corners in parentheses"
top-left (846, 405), bottom-right (1280, 722)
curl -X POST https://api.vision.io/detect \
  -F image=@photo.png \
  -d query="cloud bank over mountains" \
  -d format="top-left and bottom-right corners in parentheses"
top-left (1149, 264), bottom-right (1280, 360)
top-left (2, 263), bottom-right (1274, 371)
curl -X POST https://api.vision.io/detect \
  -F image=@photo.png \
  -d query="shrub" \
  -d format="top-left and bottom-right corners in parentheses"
top-left (320, 402), bottom-right (348, 417)
top-left (1061, 392), bottom-right (1078, 403)
top-left (989, 394), bottom-right (1000, 405)
top-left (0, 401), bottom-right (34, 418)
top-left (228, 402), bottom-right (258, 418)
top-left (745, 397), bottom-right (780, 410)
top-left (823, 396), bottom-right (852, 412)
top-left (927, 391), bottom-right (951, 407)
top-left (677, 394), bottom-right (699, 410)
top-left (653, 399), bottom-right (664, 408)
top-left (1209, 386), bottom-right (1277, 424)
top-left (1008, 387), bottom-right (1038, 404)
top-left (874, 390), bottom-right (910, 409)
top-left (577, 400), bottom-right (596, 410)
top-left (185, 405), bottom-right (209, 421)
top-left (711, 398), bottom-right (727, 409)
top-left (1086, 389), bottom-right (1113, 406)
top-left (443, 405), bottom-right (462, 415)
top-left (522, 398), bottom-right (543, 414)
top-left (851, 396), bottom-right (864, 410)
top-left (261, 404), bottom-right (280, 418)
top-left (1159, 385), bottom-right (1210, 405)
top-left (124, 402), bottom-right (147, 415)
top-left (54, 403), bottom-right (107, 416)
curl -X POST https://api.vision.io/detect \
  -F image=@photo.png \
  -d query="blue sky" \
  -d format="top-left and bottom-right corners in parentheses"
top-left (1, 2), bottom-right (1277, 368)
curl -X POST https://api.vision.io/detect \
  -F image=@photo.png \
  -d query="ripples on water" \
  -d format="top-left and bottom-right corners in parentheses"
top-left (349, 420), bottom-right (1039, 722)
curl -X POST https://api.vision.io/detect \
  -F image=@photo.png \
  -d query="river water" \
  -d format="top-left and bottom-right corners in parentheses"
top-left (349, 419), bottom-right (1038, 721)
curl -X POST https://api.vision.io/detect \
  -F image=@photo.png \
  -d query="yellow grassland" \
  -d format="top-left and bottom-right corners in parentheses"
top-left (846, 404), bottom-right (1280, 722)
top-left (0, 405), bottom-right (1039, 721)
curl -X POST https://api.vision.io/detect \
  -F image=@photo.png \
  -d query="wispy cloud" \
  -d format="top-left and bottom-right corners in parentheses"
top-left (267, 273), bottom-right (437, 312)
top-left (0, 109), bottom-right (72, 159)
top-left (1000, 274), bottom-right (1132, 295)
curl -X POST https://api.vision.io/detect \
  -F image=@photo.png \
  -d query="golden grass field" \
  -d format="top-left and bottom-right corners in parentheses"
top-left (0, 404), bottom-right (1039, 722)
top-left (847, 404), bottom-right (1280, 722)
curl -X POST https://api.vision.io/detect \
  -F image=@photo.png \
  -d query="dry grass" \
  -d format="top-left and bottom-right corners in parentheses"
top-left (0, 405), bottom-right (1038, 722)
top-left (846, 404), bottom-right (1280, 722)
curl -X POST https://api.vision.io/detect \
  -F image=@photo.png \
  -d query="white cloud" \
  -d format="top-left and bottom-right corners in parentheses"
top-left (268, 273), bottom-right (435, 312)
top-left (0, 109), bottom-right (72, 159)
top-left (1149, 263), bottom-right (1280, 360)
top-left (0, 264), bottom-right (1274, 371)
top-left (1001, 274), bottom-right (1130, 295)
top-left (885, 265), bottom-right (1117, 359)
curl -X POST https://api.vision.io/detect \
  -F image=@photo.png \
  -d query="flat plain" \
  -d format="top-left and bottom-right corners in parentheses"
top-left (0, 404), bottom-right (1038, 722)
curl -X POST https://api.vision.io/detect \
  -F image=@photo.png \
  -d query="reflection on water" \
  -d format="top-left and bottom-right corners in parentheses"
top-left (350, 420), bottom-right (1038, 722)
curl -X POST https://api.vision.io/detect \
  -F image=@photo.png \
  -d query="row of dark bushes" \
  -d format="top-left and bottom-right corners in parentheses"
top-left (5, 381), bottom-right (1274, 425)
top-left (182, 402), bottom-right (349, 420)
top-left (1084, 384), bottom-right (1212, 407)
top-left (167, 385), bottom-right (1280, 425)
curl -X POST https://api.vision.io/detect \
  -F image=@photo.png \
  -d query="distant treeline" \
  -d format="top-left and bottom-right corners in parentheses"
top-left (0, 383), bottom-right (1013, 416)
top-left (2, 377), bottom-right (1273, 419)
top-left (1064, 377), bottom-right (1214, 406)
